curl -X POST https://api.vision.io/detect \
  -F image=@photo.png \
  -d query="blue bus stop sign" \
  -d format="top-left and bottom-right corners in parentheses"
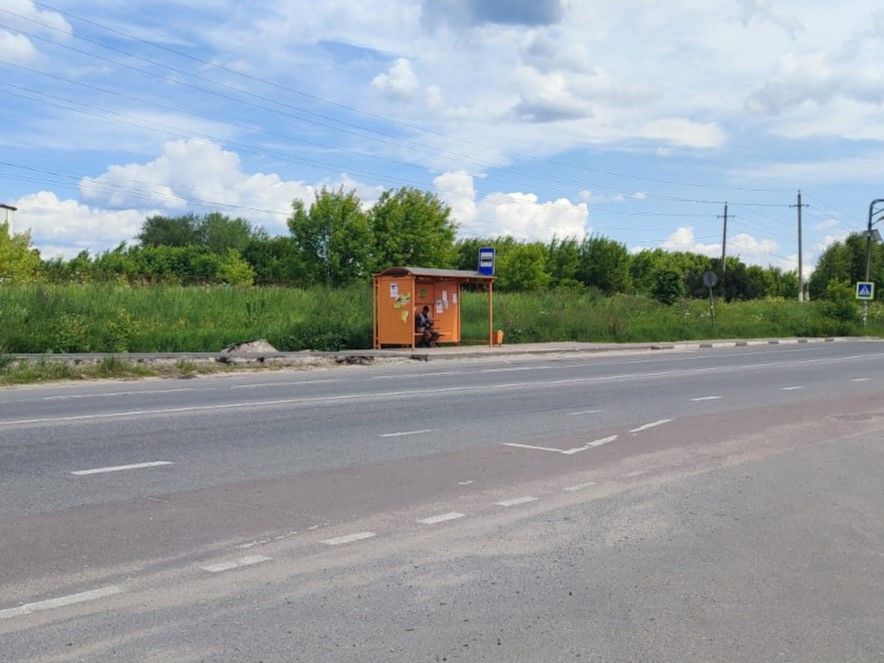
top-left (478, 247), bottom-right (495, 276)
top-left (856, 281), bottom-right (875, 300)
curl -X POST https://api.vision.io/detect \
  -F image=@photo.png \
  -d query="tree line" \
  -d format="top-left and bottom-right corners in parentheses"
top-left (2, 186), bottom-right (879, 302)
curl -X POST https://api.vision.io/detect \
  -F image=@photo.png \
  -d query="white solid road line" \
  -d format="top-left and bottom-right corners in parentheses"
top-left (780, 386), bottom-right (804, 391)
top-left (380, 429), bottom-right (435, 438)
top-left (200, 555), bottom-right (272, 573)
top-left (629, 419), bottom-right (673, 434)
top-left (320, 531), bottom-right (377, 546)
top-left (563, 482), bottom-right (596, 492)
top-left (0, 586), bottom-right (122, 620)
top-left (496, 496), bottom-right (539, 507)
top-left (567, 409), bottom-right (606, 416)
top-left (481, 365), bottom-right (552, 373)
top-left (230, 379), bottom-right (342, 389)
top-left (690, 396), bottom-right (723, 402)
top-left (71, 461), bottom-right (173, 476)
top-left (418, 512), bottom-right (467, 525)
top-left (44, 388), bottom-right (194, 401)
top-left (3, 352), bottom-right (881, 428)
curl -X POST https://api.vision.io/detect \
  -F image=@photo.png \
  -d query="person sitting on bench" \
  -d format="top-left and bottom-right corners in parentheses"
top-left (415, 305), bottom-right (441, 347)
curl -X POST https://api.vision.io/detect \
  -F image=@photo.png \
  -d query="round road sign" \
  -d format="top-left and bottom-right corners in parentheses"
top-left (703, 271), bottom-right (719, 288)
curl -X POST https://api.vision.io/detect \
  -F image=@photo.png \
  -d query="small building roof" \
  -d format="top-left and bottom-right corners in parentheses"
top-left (375, 266), bottom-right (494, 281)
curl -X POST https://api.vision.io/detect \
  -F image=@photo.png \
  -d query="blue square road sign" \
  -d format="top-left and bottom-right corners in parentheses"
top-left (856, 281), bottom-right (875, 300)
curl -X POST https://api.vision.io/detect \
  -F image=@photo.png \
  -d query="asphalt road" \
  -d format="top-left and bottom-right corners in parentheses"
top-left (1, 341), bottom-right (883, 662)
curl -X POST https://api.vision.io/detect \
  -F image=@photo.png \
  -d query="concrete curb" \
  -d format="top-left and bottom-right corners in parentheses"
top-left (5, 336), bottom-right (871, 366)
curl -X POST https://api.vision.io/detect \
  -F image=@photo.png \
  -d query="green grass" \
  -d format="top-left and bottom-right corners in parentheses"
top-left (0, 284), bottom-right (881, 355)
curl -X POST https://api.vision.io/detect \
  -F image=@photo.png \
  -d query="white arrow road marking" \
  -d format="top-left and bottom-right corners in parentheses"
top-left (629, 419), bottom-right (673, 434)
top-left (71, 461), bottom-right (172, 476)
top-left (503, 435), bottom-right (619, 455)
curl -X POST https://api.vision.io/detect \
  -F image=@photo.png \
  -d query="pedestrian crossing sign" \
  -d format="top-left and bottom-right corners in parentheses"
top-left (855, 281), bottom-right (875, 300)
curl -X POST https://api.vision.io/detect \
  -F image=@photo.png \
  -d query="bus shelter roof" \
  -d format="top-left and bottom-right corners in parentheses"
top-left (375, 266), bottom-right (494, 282)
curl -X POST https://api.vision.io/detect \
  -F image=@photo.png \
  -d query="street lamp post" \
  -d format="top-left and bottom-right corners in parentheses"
top-left (863, 198), bottom-right (884, 326)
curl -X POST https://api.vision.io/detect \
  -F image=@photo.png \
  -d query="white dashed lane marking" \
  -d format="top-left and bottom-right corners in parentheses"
top-left (629, 419), bottom-right (673, 434)
top-left (417, 512), bottom-right (466, 525)
top-left (320, 531), bottom-right (377, 546)
top-left (567, 409), bottom-right (606, 416)
top-left (563, 482), bottom-right (596, 492)
top-left (200, 555), bottom-right (272, 573)
top-left (780, 386), bottom-right (804, 391)
top-left (71, 461), bottom-right (172, 476)
top-left (690, 396), bottom-right (723, 401)
top-left (496, 496), bottom-right (539, 507)
top-left (0, 586), bottom-right (122, 620)
top-left (851, 378), bottom-right (870, 382)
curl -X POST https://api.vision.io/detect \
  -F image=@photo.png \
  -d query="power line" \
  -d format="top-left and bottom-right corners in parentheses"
top-left (3, 4), bottom-right (792, 200)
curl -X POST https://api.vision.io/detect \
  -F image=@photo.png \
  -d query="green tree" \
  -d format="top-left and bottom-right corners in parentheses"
top-left (242, 236), bottom-right (303, 285)
top-left (578, 236), bottom-right (631, 294)
top-left (217, 249), bottom-right (256, 286)
top-left (650, 267), bottom-right (685, 305)
top-left (137, 213), bottom-right (201, 247)
top-left (496, 242), bottom-right (550, 290)
top-left (370, 187), bottom-right (457, 269)
top-left (809, 233), bottom-right (883, 300)
top-left (287, 187), bottom-right (372, 287)
top-left (547, 236), bottom-right (582, 288)
top-left (199, 212), bottom-right (264, 254)
top-left (0, 222), bottom-right (42, 283)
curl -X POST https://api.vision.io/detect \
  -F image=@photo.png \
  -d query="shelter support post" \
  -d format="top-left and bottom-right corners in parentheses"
top-left (488, 280), bottom-right (493, 347)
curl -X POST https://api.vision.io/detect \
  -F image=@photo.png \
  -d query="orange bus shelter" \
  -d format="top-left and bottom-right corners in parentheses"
top-left (373, 267), bottom-right (495, 349)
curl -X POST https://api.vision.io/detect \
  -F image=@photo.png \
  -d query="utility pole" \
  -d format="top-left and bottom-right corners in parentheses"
top-left (1, 203), bottom-right (17, 235)
top-left (790, 191), bottom-right (809, 302)
top-left (717, 203), bottom-right (730, 287)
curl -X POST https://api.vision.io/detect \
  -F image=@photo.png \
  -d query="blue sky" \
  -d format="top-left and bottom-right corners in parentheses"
top-left (2, 0), bottom-right (883, 274)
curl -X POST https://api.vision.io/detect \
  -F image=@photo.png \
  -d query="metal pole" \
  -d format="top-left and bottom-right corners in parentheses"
top-left (488, 280), bottom-right (494, 347)
top-left (863, 199), bottom-right (884, 325)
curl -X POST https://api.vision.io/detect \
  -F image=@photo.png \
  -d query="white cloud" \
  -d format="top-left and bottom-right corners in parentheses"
top-left (80, 139), bottom-right (316, 233)
top-left (739, 151), bottom-right (884, 183)
top-left (434, 170), bottom-right (588, 240)
top-left (16, 140), bottom-right (385, 256)
top-left (371, 58), bottom-right (420, 100)
top-left (814, 218), bottom-right (842, 231)
top-left (0, 30), bottom-right (38, 63)
top-left (3, 0), bottom-right (72, 35)
top-left (653, 226), bottom-right (786, 269)
top-left (13, 191), bottom-right (147, 258)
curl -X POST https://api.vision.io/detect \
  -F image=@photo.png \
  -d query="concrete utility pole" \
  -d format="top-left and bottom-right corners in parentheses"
top-left (791, 191), bottom-right (809, 302)
top-left (717, 203), bottom-right (729, 287)
top-left (1, 203), bottom-right (17, 235)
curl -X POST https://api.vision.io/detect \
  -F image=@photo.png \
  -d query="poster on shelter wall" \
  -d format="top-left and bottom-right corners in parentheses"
top-left (389, 282), bottom-right (399, 298)
top-left (442, 290), bottom-right (448, 308)
top-left (435, 300), bottom-right (443, 315)
top-left (452, 292), bottom-right (458, 304)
